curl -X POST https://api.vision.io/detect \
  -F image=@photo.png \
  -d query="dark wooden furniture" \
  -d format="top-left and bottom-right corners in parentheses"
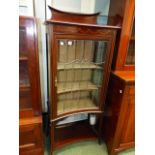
top-left (19, 16), bottom-right (43, 155)
top-left (103, 71), bottom-right (135, 155)
top-left (46, 6), bottom-right (120, 154)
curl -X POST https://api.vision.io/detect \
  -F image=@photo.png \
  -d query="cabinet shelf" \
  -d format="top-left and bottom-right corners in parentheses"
top-left (57, 81), bottom-right (99, 94)
top-left (57, 63), bottom-right (102, 70)
top-left (20, 84), bottom-right (30, 92)
top-left (20, 79), bottom-right (30, 92)
top-left (54, 121), bottom-right (96, 149)
top-left (58, 98), bottom-right (98, 115)
top-left (20, 79), bottom-right (30, 87)
top-left (19, 56), bottom-right (28, 61)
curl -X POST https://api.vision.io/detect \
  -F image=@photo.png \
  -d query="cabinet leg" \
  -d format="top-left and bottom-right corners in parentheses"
top-left (98, 113), bottom-right (104, 144)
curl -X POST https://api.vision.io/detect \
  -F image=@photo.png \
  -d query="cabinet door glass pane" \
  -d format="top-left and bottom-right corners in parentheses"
top-left (126, 19), bottom-right (135, 65)
top-left (19, 28), bottom-right (28, 58)
top-left (19, 28), bottom-right (32, 110)
top-left (19, 61), bottom-right (32, 109)
top-left (56, 39), bottom-right (108, 115)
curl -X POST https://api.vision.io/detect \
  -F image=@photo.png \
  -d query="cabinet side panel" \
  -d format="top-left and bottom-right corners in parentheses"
top-left (103, 73), bottom-right (125, 153)
top-left (120, 86), bottom-right (135, 144)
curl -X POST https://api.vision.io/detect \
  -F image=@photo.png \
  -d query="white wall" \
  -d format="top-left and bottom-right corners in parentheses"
top-left (81, 0), bottom-right (96, 13)
top-left (94, 0), bottom-right (110, 16)
top-left (33, 0), bottom-right (53, 112)
top-left (51, 0), bottom-right (110, 15)
top-left (19, 0), bottom-right (34, 16)
top-left (34, 0), bottom-right (48, 112)
top-left (52, 0), bottom-right (81, 12)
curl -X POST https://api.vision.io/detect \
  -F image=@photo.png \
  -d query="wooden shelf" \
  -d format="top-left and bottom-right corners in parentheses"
top-left (57, 63), bottom-right (102, 70)
top-left (19, 56), bottom-right (28, 61)
top-left (20, 84), bottom-right (30, 92)
top-left (20, 103), bottom-right (32, 109)
top-left (57, 98), bottom-right (98, 115)
top-left (57, 81), bottom-right (99, 94)
top-left (54, 121), bottom-right (97, 150)
top-left (19, 116), bottom-right (42, 126)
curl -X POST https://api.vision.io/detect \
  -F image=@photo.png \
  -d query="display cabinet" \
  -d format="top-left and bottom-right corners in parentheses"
top-left (19, 16), bottom-right (42, 118)
top-left (46, 6), bottom-right (120, 153)
top-left (19, 16), bottom-right (43, 155)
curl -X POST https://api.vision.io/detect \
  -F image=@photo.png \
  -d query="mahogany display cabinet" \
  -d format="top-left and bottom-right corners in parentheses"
top-left (46, 6), bottom-right (120, 154)
top-left (19, 16), bottom-right (44, 155)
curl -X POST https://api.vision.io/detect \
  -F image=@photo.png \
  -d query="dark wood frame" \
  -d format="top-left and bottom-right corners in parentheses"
top-left (19, 16), bottom-right (42, 118)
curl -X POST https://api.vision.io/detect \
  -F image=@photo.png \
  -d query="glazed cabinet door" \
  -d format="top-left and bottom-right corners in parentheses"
top-left (111, 0), bottom-right (135, 71)
top-left (51, 34), bottom-right (115, 118)
top-left (125, 18), bottom-right (135, 65)
top-left (19, 16), bottom-right (41, 118)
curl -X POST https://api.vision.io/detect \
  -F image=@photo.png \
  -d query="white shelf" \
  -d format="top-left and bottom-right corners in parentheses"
top-left (56, 113), bottom-right (88, 125)
top-left (57, 63), bottom-right (102, 70)
top-left (57, 81), bottom-right (99, 94)
top-left (57, 98), bottom-right (98, 115)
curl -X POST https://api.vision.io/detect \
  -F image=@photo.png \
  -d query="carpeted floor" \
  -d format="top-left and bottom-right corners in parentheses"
top-left (44, 137), bottom-right (135, 155)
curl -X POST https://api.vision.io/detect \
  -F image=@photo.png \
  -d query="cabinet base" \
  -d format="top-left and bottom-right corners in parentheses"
top-left (51, 120), bottom-right (99, 152)
top-left (19, 116), bottom-right (44, 155)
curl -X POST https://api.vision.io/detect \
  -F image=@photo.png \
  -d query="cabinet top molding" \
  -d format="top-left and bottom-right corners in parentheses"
top-left (45, 6), bottom-right (121, 29)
